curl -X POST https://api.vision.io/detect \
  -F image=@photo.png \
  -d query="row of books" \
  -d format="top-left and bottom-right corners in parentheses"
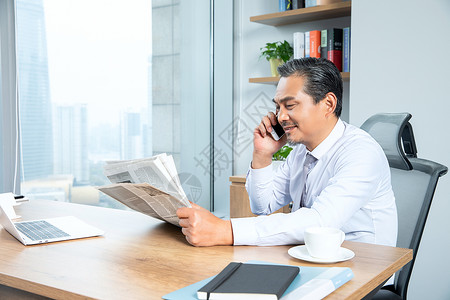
top-left (279, 0), bottom-right (344, 11)
top-left (293, 27), bottom-right (351, 72)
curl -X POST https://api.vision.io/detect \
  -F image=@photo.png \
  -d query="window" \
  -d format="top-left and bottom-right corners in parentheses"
top-left (13, 0), bottom-right (223, 211)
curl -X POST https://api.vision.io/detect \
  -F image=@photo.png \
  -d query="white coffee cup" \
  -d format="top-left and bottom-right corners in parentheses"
top-left (304, 227), bottom-right (345, 259)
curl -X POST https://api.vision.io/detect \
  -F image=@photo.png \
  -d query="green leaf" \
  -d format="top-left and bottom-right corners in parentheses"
top-left (259, 40), bottom-right (293, 62)
top-left (273, 145), bottom-right (293, 161)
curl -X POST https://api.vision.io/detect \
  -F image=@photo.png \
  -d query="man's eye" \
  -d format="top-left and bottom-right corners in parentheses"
top-left (286, 104), bottom-right (294, 109)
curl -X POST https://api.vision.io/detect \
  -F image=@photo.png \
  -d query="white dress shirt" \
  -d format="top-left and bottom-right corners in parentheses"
top-left (231, 119), bottom-right (398, 247)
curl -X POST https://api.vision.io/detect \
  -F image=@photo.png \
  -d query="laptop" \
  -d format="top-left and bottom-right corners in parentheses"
top-left (0, 204), bottom-right (104, 245)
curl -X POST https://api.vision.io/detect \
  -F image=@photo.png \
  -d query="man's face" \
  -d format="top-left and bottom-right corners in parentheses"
top-left (273, 76), bottom-right (329, 148)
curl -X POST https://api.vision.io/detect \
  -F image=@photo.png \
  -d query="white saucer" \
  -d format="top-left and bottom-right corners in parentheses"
top-left (288, 245), bottom-right (355, 264)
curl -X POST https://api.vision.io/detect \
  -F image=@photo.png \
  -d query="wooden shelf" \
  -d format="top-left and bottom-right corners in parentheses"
top-left (250, 2), bottom-right (351, 26)
top-left (248, 77), bottom-right (281, 85)
top-left (249, 72), bottom-right (350, 85)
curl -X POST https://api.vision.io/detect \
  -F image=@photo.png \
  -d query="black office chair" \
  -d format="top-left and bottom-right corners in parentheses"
top-left (360, 113), bottom-right (448, 300)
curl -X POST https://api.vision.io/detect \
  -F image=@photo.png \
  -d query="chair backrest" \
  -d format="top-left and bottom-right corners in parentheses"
top-left (361, 113), bottom-right (447, 299)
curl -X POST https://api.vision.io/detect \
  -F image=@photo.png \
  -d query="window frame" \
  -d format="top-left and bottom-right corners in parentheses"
top-left (0, 0), bottom-right (20, 194)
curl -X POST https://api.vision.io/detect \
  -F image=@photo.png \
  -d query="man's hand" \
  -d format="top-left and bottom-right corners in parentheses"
top-left (177, 202), bottom-right (233, 247)
top-left (252, 112), bottom-right (287, 169)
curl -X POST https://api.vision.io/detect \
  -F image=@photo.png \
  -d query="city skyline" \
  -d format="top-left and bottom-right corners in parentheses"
top-left (16, 0), bottom-right (153, 205)
top-left (16, 0), bottom-right (53, 181)
top-left (53, 104), bottom-right (89, 183)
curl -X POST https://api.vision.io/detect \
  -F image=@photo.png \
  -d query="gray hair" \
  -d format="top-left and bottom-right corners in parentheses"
top-left (278, 58), bottom-right (343, 117)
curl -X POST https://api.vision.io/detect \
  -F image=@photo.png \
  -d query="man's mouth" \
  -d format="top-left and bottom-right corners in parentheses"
top-left (282, 123), bottom-right (297, 133)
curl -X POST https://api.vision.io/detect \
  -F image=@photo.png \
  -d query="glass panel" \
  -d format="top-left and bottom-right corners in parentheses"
top-left (16, 0), bottom-right (211, 209)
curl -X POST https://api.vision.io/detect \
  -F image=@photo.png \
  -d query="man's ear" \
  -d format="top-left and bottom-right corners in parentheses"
top-left (322, 92), bottom-right (337, 118)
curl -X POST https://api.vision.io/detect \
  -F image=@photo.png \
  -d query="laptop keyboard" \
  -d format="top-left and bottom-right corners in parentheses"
top-left (15, 220), bottom-right (70, 241)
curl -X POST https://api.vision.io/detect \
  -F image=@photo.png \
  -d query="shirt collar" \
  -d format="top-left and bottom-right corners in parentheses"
top-left (309, 119), bottom-right (345, 160)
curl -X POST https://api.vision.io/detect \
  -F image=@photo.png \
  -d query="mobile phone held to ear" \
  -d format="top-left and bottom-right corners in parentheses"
top-left (271, 120), bottom-right (285, 141)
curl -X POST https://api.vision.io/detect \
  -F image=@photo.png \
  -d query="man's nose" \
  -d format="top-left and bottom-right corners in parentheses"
top-left (278, 107), bottom-right (289, 123)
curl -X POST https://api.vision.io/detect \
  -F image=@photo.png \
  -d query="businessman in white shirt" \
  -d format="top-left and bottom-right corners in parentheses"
top-left (177, 58), bottom-right (397, 247)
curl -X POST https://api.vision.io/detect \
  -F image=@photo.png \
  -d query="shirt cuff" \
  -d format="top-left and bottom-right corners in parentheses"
top-left (231, 217), bottom-right (259, 246)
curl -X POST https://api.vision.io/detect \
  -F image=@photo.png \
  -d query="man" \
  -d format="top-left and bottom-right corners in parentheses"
top-left (177, 58), bottom-right (397, 247)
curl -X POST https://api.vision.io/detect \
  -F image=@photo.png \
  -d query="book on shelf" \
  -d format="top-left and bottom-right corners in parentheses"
top-left (293, 32), bottom-right (305, 59)
top-left (305, 0), bottom-right (316, 7)
top-left (327, 28), bottom-right (343, 71)
top-left (197, 262), bottom-right (299, 300)
top-left (162, 260), bottom-right (354, 300)
top-left (343, 27), bottom-right (351, 72)
top-left (309, 30), bottom-right (321, 58)
top-left (96, 154), bottom-right (190, 226)
top-left (292, 0), bottom-right (305, 9)
top-left (279, 0), bottom-right (292, 11)
top-left (305, 0), bottom-right (343, 7)
top-left (320, 29), bottom-right (328, 58)
top-left (305, 31), bottom-right (310, 58)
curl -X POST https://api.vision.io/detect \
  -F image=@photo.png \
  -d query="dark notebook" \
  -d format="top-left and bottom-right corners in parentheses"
top-left (197, 262), bottom-right (299, 300)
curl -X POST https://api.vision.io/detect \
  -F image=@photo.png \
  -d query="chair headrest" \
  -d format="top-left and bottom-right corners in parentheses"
top-left (360, 113), bottom-right (417, 171)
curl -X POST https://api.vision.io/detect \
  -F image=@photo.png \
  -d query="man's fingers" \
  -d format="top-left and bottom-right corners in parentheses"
top-left (184, 235), bottom-right (191, 244)
top-left (190, 202), bottom-right (201, 209)
top-left (176, 207), bottom-right (191, 218)
top-left (178, 218), bottom-right (189, 228)
top-left (181, 227), bottom-right (199, 246)
top-left (257, 122), bottom-right (267, 137)
top-left (257, 116), bottom-right (273, 138)
top-left (181, 227), bottom-right (189, 236)
top-left (268, 111), bottom-right (278, 125)
top-left (262, 115), bottom-right (272, 133)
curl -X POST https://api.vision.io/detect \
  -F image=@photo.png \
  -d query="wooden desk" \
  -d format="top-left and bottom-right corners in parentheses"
top-left (0, 200), bottom-right (412, 300)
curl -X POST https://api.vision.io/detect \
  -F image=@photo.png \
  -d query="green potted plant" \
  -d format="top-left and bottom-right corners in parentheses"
top-left (272, 145), bottom-right (293, 169)
top-left (260, 40), bottom-right (293, 76)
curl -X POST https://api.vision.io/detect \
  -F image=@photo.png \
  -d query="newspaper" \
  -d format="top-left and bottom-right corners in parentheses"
top-left (97, 154), bottom-right (191, 226)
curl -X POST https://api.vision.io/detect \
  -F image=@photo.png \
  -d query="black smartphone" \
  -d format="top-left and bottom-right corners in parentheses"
top-left (270, 119), bottom-right (285, 141)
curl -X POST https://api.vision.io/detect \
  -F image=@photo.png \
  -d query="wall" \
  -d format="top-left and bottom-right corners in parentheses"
top-left (233, 0), bottom-right (350, 176)
top-left (350, 0), bottom-right (450, 299)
